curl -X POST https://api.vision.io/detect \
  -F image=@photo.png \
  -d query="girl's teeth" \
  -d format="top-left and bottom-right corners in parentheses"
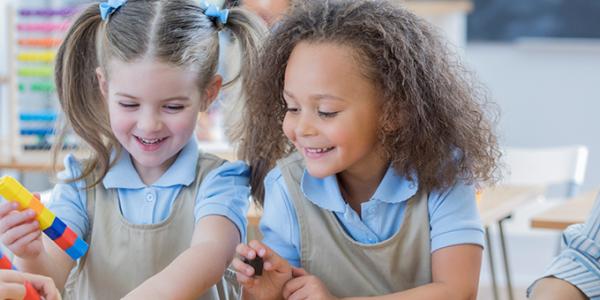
top-left (140, 137), bottom-right (163, 145)
top-left (307, 147), bottom-right (333, 153)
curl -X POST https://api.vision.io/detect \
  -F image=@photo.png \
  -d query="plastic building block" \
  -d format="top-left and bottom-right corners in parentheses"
top-left (37, 208), bottom-right (56, 230)
top-left (54, 227), bottom-right (76, 251)
top-left (0, 253), bottom-right (15, 270)
top-left (0, 177), bottom-right (33, 209)
top-left (0, 176), bottom-right (88, 260)
top-left (43, 218), bottom-right (67, 240)
top-left (28, 197), bottom-right (45, 215)
top-left (66, 238), bottom-right (89, 261)
top-left (0, 250), bottom-right (41, 300)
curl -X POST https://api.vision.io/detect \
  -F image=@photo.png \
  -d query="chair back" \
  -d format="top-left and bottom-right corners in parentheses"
top-left (502, 145), bottom-right (589, 197)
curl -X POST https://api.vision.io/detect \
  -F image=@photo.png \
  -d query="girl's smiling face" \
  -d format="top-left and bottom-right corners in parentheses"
top-left (282, 42), bottom-right (386, 179)
top-left (98, 59), bottom-right (219, 183)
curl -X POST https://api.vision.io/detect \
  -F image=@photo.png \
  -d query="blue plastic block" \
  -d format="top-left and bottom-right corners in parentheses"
top-left (65, 238), bottom-right (88, 260)
top-left (43, 218), bottom-right (66, 240)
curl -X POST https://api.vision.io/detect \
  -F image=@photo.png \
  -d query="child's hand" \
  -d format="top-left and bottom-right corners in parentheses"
top-left (0, 201), bottom-right (44, 259)
top-left (233, 240), bottom-right (292, 300)
top-left (0, 269), bottom-right (61, 300)
top-left (282, 268), bottom-right (338, 300)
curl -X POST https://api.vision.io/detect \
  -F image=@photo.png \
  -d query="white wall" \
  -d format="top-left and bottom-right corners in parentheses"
top-left (465, 40), bottom-right (600, 191)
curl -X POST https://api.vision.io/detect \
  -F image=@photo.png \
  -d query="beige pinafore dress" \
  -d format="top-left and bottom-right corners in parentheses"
top-left (64, 153), bottom-right (239, 300)
top-left (278, 153), bottom-right (432, 297)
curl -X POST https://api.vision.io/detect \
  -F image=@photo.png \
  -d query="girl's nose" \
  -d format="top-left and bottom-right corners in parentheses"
top-left (137, 111), bottom-right (163, 133)
top-left (295, 113), bottom-right (317, 137)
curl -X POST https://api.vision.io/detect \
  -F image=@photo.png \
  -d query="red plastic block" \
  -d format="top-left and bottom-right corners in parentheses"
top-left (54, 227), bottom-right (77, 250)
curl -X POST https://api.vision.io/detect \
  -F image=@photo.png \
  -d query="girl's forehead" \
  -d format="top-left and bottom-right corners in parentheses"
top-left (106, 58), bottom-right (192, 75)
top-left (103, 59), bottom-right (202, 97)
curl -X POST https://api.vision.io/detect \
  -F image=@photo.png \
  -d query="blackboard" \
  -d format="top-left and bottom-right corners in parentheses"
top-left (467, 0), bottom-right (600, 41)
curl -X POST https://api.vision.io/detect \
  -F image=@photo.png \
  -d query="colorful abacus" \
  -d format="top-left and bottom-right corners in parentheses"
top-left (0, 176), bottom-right (88, 260)
top-left (0, 250), bottom-right (41, 300)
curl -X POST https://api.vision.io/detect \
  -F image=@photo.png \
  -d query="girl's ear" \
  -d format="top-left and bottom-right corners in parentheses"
top-left (202, 75), bottom-right (223, 111)
top-left (96, 67), bottom-right (109, 99)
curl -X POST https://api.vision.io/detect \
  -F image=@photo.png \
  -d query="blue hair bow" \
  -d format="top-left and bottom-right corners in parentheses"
top-left (99, 0), bottom-right (126, 21)
top-left (200, 1), bottom-right (229, 25)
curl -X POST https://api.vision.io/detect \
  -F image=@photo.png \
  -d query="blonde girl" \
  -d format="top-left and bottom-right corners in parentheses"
top-left (0, 0), bottom-right (265, 299)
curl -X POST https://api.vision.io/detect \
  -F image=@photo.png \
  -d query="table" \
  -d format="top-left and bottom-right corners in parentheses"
top-left (531, 189), bottom-right (598, 230)
top-left (478, 185), bottom-right (546, 226)
top-left (477, 185), bottom-right (545, 300)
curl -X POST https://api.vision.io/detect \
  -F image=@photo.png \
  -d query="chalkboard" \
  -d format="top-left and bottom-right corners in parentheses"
top-left (467, 0), bottom-right (600, 41)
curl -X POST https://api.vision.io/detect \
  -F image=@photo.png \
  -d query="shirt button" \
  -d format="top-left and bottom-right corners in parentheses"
top-left (146, 193), bottom-right (154, 202)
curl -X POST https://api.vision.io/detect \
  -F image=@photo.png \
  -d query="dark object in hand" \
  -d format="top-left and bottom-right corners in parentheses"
top-left (243, 256), bottom-right (264, 276)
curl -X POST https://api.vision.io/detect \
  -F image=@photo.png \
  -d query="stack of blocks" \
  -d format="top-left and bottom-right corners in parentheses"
top-left (0, 176), bottom-right (88, 260)
top-left (0, 250), bottom-right (41, 300)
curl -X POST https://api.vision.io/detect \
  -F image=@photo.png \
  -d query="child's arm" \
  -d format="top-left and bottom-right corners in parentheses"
top-left (283, 244), bottom-right (482, 300)
top-left (232, 239), bottom-right (293, 300)
top-left (528, 277), bottom-right (587, 300)
top-left (123, 215), bottom-right (240, 299)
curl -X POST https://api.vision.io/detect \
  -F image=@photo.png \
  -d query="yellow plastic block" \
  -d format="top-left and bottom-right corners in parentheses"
top-left (0, 176), bottom-right (34, 209)
top-left (37, 208), bottom-right (56, 230)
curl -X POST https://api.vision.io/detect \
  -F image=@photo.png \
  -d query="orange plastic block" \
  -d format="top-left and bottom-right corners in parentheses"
top-left (28, 196), bottom-right (45, 215)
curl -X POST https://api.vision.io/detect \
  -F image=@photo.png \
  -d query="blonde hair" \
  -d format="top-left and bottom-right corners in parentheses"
top-left (53, 0), bottom-right (266, 187)
top-left (237, 0), bottom-right (500, 204)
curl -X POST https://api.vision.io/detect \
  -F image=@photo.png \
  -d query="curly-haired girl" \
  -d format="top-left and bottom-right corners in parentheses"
top-left (232, 0), bottom-right (500, 299)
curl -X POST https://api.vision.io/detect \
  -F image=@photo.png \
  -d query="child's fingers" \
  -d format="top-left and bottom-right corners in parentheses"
top-left (247, 239), bottom-right (269, 256)
top-left (291, 267), bottom-right (307, 277)
top-left (245, 240), bottom-right (290, 274)
top-left (282, 277), bottom-right (306, 300)
top-left (235, 243), bottom-right (257, 260)
top-left (1, 219), bottom-right (39, 246)
top-left (23, 272), bottom-right (60, 300)
top-left (231, 257), bottom-right (255, 277)
top-left (0, 270), bottom-right (27, 299)
top-left (0, 209), bottom-right (36, 235)
top-left (0, 269), bottom-right (26, 283)
top-left (287, 288), bottom-right (309, 300)
top-left (0, 282), bottom-right (27, 299)
top-left (0, 202), bottom-right (19, 219)
top-left (235, 269), bottom-right (256, 287)
top-left (10, 229), bottom-right (42, 251)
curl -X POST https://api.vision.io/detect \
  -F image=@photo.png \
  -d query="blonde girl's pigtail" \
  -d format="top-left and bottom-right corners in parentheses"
top-left (53, 4), bottom-right (119, 188)
top-left (214, 6), bottom-right (269, 203)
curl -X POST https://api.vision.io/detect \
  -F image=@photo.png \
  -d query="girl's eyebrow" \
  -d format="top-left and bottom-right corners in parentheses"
top-left (283, 90), bottom-right (345, 102)
top-left (115, 92), bottom-right (191, 102)
top-left (283, 90), bottom-right (295, 99)
top-left (115, 92), bottom-right (137, 99)
top-left (310, 93), bottom-right (345, 102)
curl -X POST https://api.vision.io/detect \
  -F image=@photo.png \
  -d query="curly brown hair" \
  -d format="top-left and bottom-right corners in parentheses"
top-left (237, 0), bottom-right (500, 204)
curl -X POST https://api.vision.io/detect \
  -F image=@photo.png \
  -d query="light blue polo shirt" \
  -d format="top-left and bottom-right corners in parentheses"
top-left (48, 139), bottom-right (250, 241)
top-left (260, 165), bottom-right (485, 267)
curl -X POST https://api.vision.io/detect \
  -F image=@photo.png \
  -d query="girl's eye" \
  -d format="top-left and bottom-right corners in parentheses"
top-left (286, 107), bottom-right (299, 113)
top-left (318, 111), bottom-right (338, 118)
top-left (164, 105), bottom-right (184, 111)
top-left (119, 102), bottom-right (138, 108)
